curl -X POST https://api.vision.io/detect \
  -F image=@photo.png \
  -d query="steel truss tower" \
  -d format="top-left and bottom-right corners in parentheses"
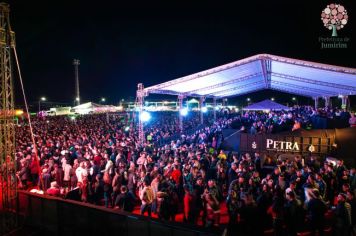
top-left (136, 83), bottom-right (147, 145)
top-left (0, 3), bottom-right (17, 235)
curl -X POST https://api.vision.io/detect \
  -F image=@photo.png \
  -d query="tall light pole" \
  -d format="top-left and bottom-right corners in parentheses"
top-left (73, 59), bottom-right (80, 106)
top-left (38, 96), bottom-right (46, 112)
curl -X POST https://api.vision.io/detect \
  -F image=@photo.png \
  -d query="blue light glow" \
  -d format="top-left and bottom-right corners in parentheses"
top-left (140, 111), bottom-right (151, 122)
top-left (180, 108), bottom-right (188, 116)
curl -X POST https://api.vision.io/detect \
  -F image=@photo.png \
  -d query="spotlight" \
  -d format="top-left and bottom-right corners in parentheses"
top-left (140, 111), bottom-right (151, 122)
top-left (201, 107), bottom-right (208, 113)
top-left (70, 116), bottom-right (76, 121)
top-left (124, 126), bottom-right (130, 132)
top-left (180, 108), bottom-right (188, 116)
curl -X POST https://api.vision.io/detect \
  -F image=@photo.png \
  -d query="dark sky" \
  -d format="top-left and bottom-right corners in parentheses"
top-left (6, 0), bottom-right (356, 107)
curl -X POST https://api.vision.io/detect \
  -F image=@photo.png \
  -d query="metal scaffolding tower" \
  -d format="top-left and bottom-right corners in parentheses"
top-left (0, 3), bottom-right (17, 235)
top-left (178, 95), bottom-right (184, 132)
top-left (136, 83), bottom-right (147, 145)
top-left (73, 59), bottom-right (80, 105)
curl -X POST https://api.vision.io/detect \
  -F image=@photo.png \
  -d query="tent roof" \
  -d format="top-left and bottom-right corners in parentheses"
top-left (144, 54), bottom-right (356, 98)
top-left (243, 99), bottom-right (290, 111)
top-left (73, 102), bottom-right (101, 109)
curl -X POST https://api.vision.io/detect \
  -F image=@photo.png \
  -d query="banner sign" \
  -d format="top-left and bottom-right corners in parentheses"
top-left (240, 132), bottom-right (333, 155)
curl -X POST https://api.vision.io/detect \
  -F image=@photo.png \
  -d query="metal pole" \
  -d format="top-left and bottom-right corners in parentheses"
top-left (213, 97), bottom-right (217, 121)
top-left (178, 95), bottom-right (184, 132)
top-left (200, 97), bottom-right (205, 125)
top-left (341, 95), bottom-right (348, 110)
top-left (136, 83), bottom-right (145, 145)
top-left (314, 97), bottom-right (318, 110)
top-left (324, 96), bottom-right (330, 108)
top-left (73, 59), bottom-right (80, 105)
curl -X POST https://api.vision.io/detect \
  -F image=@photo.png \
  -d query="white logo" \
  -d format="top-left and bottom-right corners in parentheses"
top-left (308, 144), bottom-right (315, 152)
top-left (266, 139), bottom-right (300, 151)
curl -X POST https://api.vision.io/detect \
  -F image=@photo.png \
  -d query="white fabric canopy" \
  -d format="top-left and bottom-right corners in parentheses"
top-left (144, 54), bottom-right (356, 98)
top-left (243, 99), bottom-right (290, 111)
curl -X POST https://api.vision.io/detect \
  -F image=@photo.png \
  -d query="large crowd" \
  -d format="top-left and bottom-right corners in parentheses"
top-left (14, 106), bottom-right (356, 236)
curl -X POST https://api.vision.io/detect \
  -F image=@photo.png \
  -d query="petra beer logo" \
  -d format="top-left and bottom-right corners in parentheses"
top-left (266, 139), bottom-right (300, 152)
top-left (252, 141), bottom-right (257, 149)
top-left (321, 3), bottom-right (348, 37)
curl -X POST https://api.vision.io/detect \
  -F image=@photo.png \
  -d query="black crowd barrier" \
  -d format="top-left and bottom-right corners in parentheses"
top-left (17, 191), bottom-right (220, 236)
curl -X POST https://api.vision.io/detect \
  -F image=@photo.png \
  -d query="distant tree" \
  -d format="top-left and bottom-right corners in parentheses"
top-left (321, 3), bottom-right (348, 37)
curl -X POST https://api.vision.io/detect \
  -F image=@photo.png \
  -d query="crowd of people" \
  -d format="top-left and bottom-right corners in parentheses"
top-left (232, 106), bottom-right (353, 135)
top-left (14, 107), bottom-right (356, 236)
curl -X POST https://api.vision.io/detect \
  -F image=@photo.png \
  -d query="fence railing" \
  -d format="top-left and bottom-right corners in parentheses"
top-left (17, 191), bottom-right (220, 236)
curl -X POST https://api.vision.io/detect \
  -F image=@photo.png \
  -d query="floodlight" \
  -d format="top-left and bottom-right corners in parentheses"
top-left (180, 108), bottom-right (188, 116)
top-left (140, 111), bottom-right (151, 122)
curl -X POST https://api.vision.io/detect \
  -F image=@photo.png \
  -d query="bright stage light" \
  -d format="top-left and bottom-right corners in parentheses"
top-left (124, 126), bottom-right (130, 132)
top-left (201, 107), bottom-right (208, 113)
top-left (215, 106), bottom-right (220, 111)
top-left (180, 108), bottom-right (188, 116)
top-left (140, 111), bottom-right (151, 122)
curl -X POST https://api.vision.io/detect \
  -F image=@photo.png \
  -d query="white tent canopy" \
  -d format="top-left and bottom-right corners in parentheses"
top-left (144, 54), bottom-right (356, 98)
top-left (243, 99), bottom-right (290, 111)
top-left (73, 102), bottom-right (121, 114)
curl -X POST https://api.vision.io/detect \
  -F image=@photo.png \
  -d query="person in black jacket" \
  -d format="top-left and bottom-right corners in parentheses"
top-left (306, 189), bottom-right (327, 236)
top-left (334, 193), bottom-right (352, 236)
top-left (284, 191), bottom-right (304, 236)
top-left (114, 185), bottom-right (135, 212)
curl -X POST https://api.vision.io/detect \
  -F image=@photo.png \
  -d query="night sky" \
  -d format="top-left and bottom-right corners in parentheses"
top-left (6, 1), bottom-right (356, 108)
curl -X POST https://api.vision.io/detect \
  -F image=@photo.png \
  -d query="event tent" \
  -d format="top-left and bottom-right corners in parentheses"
top-left (243, 99), bottom-right (290, 111)
top-left (73, 102), bottom-right (121, 114)
top-left (143, 54), bottom-right (356, 98)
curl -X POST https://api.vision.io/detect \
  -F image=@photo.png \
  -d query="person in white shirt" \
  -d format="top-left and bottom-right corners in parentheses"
top-left (75, 162), bottom-right (85, 183)
top-left (63, 159), bottom-right (72, 188)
